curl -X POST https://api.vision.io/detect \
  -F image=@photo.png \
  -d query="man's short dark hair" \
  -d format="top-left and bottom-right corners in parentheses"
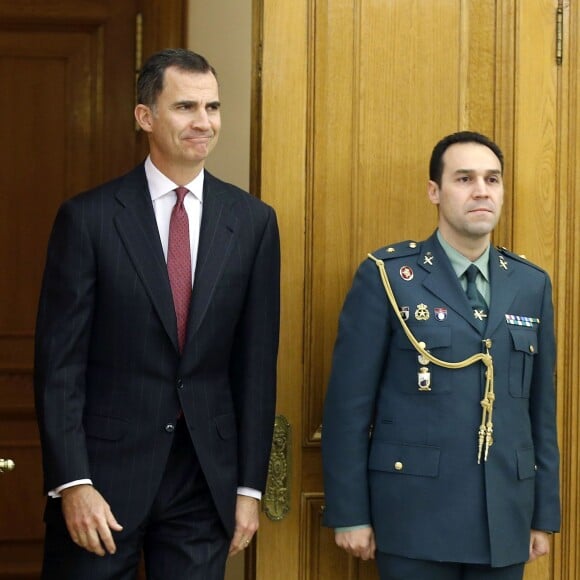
top-left (429, 131), bottom-right (504, 186)
top-left (137, 48), bottom-right (217, 107)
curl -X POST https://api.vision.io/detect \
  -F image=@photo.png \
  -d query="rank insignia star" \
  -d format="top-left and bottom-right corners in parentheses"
top-left (474, 309), bottom-right (488, 321)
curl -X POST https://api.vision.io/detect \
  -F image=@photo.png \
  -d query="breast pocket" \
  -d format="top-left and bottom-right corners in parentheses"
top-left (508, 326), bottom-right (538, 398)
top-left (391, 325), bottom-right (452, 394)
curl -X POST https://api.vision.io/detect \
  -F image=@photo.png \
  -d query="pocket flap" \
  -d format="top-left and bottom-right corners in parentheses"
top-left (214, 413), bottom-right (237, 440)
top-left (369, 441), bottom-right (440, 477)
top-left (516, 446), bottom-right (536, 480)
top-left (393, 325), bottom-right (451, 350)
top-left (508, 326), bottom-right (539, 355)
top-left (84, 415), bottom-right (128, 441)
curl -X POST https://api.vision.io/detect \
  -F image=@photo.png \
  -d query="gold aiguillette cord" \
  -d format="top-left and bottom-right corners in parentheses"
top-left (368, 254), bottom-right (495, 462)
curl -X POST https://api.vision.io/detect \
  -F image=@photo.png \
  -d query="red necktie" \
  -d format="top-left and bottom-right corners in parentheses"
top-left (167, 187), bottom-right (192, 352)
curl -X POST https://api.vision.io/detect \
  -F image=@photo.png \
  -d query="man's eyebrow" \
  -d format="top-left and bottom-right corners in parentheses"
top-left (453, 168), bottom-right (502, 175)
top-left (171, 100), bottom-right (221, 108)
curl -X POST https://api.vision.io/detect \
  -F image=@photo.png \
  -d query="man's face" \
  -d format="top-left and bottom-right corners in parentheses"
top-left (136, 67), bottom-right (221, 174)
top-left (428, 142), bottom-right (504, 248)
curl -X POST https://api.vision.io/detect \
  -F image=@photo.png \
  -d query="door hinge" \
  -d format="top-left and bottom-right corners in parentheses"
top-left (556, 5), bottom-right (563, 66)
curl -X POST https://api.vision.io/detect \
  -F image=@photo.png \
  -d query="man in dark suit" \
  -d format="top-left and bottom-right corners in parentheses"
top-left (34, 48), bottom-right (280, 579)
top-left (322, 131), bottom-right (560, 579)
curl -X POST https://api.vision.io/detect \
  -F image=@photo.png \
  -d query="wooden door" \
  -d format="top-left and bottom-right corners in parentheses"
top-left (0, 2), bottom-right (184, 578)
top-left (256, 0), bottom-right (578, 578)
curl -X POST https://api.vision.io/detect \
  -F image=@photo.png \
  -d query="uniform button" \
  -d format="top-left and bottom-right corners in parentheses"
top-left (177, 377), bottom-right (184, 389)
top-left (394, 461), bottom-right (403, 471)
top-left (529, 345), bottom-right (535, 353)
top-left (165, 423), bottom-right (175, 433)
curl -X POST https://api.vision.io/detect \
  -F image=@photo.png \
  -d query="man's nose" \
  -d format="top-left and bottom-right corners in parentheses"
top-left (473, 177), bottom-right (489, 196)
top-left (191, 108), bottom-right (211, 129)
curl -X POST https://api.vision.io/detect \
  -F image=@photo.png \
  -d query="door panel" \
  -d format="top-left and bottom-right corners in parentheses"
top-left (0, 2), bottom-right (184, 577)
top-left (258, 1), bottom-right (574, 579)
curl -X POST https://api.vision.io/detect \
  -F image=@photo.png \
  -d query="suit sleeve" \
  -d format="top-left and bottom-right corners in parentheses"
top-left (529, 274), bottom-right (561, 531)
top-left (230, 206), bottom-right (280, 492)
top-left (322, 258), bottom-right (391, 528)
top-left (34, 199), bottom-right (95, 493)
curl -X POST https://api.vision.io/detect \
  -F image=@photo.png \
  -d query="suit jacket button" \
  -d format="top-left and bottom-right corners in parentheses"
top-left (394, 461), bottom-right (403, 471)
top-left (165, 423), bottom-right (175, 433)
top-left (177, 377), bottom-right (184, 389)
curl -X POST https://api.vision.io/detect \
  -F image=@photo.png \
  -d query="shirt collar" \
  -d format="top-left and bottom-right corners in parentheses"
top-left (436, 229), bottom-right (490, 281)
top-left (144, 156), bottom-right (204, 202)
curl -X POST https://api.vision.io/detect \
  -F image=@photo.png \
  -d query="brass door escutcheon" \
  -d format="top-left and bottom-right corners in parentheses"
top-left (263, 415), bottom-right (291, 521)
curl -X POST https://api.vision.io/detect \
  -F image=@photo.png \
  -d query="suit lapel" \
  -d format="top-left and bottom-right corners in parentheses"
top-left (113, 165), bottom-right (179, 350)
top-left (419, 235), bottom-right (481, 330)
top-left (185, 172), bottom-right (237, 344)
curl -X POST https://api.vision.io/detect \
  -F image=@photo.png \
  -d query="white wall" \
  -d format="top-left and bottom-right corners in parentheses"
top-left (188, 0), bottom-right (252, 191)
top-left (187, 6), bottom-right (252, 579)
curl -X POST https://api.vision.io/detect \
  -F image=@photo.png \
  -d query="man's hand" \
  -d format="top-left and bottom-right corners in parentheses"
top-left (228, 495), bottom-right (260, 556)
top-left (335, 527), bottom-right (376, 560)
top-left (60, 484), bottom-right (123, 556)
top-left (528, 529), bottom-right (551, 562)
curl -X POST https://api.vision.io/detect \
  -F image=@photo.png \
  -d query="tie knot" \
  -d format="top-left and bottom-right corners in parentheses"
top-left (465, 264), bottom-right (479, 284)
top-left (175, 187), bottom-right (189, 206)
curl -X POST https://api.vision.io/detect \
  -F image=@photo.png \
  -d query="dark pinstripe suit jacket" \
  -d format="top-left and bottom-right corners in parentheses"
top-left (34, 164), bottom-right (280, 536)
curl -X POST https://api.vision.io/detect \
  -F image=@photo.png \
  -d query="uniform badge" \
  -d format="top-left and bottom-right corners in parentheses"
top-left (400, 306), bottom-right (410, 321)
top-left (418, 367), bottom-right (431, 391)
top-left (434, 307), bottom-right (447, 321)
top-left (400, 266), bottom-right (414, 281)
top-left (415, 303), bottom-right (430, 321)
top-left (423, 253), bottom-right (434, 266)
top-left (473, 309), bottom-right (488, 321)
top-left (499, 256), bottom-right (508, 270)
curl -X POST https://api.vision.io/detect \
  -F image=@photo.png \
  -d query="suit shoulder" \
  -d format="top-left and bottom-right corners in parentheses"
top-left (369, 240), bottom-right (422, 261)
top-left (496, 246), bottom-right (548, 275)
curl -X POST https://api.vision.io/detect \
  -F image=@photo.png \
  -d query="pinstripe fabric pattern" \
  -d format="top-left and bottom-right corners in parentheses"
top-left (34, 164), bottom-right (281, 548)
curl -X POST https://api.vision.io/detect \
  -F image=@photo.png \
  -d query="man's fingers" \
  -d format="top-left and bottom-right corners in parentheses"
top-left (61, 485), bottom-right (123, 556)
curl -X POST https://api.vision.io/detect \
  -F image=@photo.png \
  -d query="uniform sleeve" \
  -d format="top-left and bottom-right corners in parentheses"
top-left (529, 274), bottom-right (560, 531)
top-left (322, 257), bottom-right (391, 527)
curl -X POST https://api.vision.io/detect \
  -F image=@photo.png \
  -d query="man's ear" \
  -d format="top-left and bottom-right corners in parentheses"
top-left (427, 180), bottom-right (440, 206)
top-left (134, 104), bottom-right (154, 133)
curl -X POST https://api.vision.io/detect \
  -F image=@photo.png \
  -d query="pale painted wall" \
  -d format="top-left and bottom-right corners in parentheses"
top-left (187, 3), bottom-right (252, 578)
top-left (188, 0), bottom-right (252, 191)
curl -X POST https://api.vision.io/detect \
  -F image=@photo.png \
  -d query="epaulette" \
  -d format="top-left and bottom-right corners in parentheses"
top-left (371, 240), bottom-right (422, 260)
top-left (496, 246), bottom-right (546, 273)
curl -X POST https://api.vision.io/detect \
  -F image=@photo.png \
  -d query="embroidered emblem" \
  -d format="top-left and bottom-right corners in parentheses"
top-left (415, 303), bottom-right (430, 321)
top-left (505, 314), bottom-right (540, 327)
top-left (499, 256), bottom-right (508, 270)
top-left (400, 266), bottom-right (414, 281)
